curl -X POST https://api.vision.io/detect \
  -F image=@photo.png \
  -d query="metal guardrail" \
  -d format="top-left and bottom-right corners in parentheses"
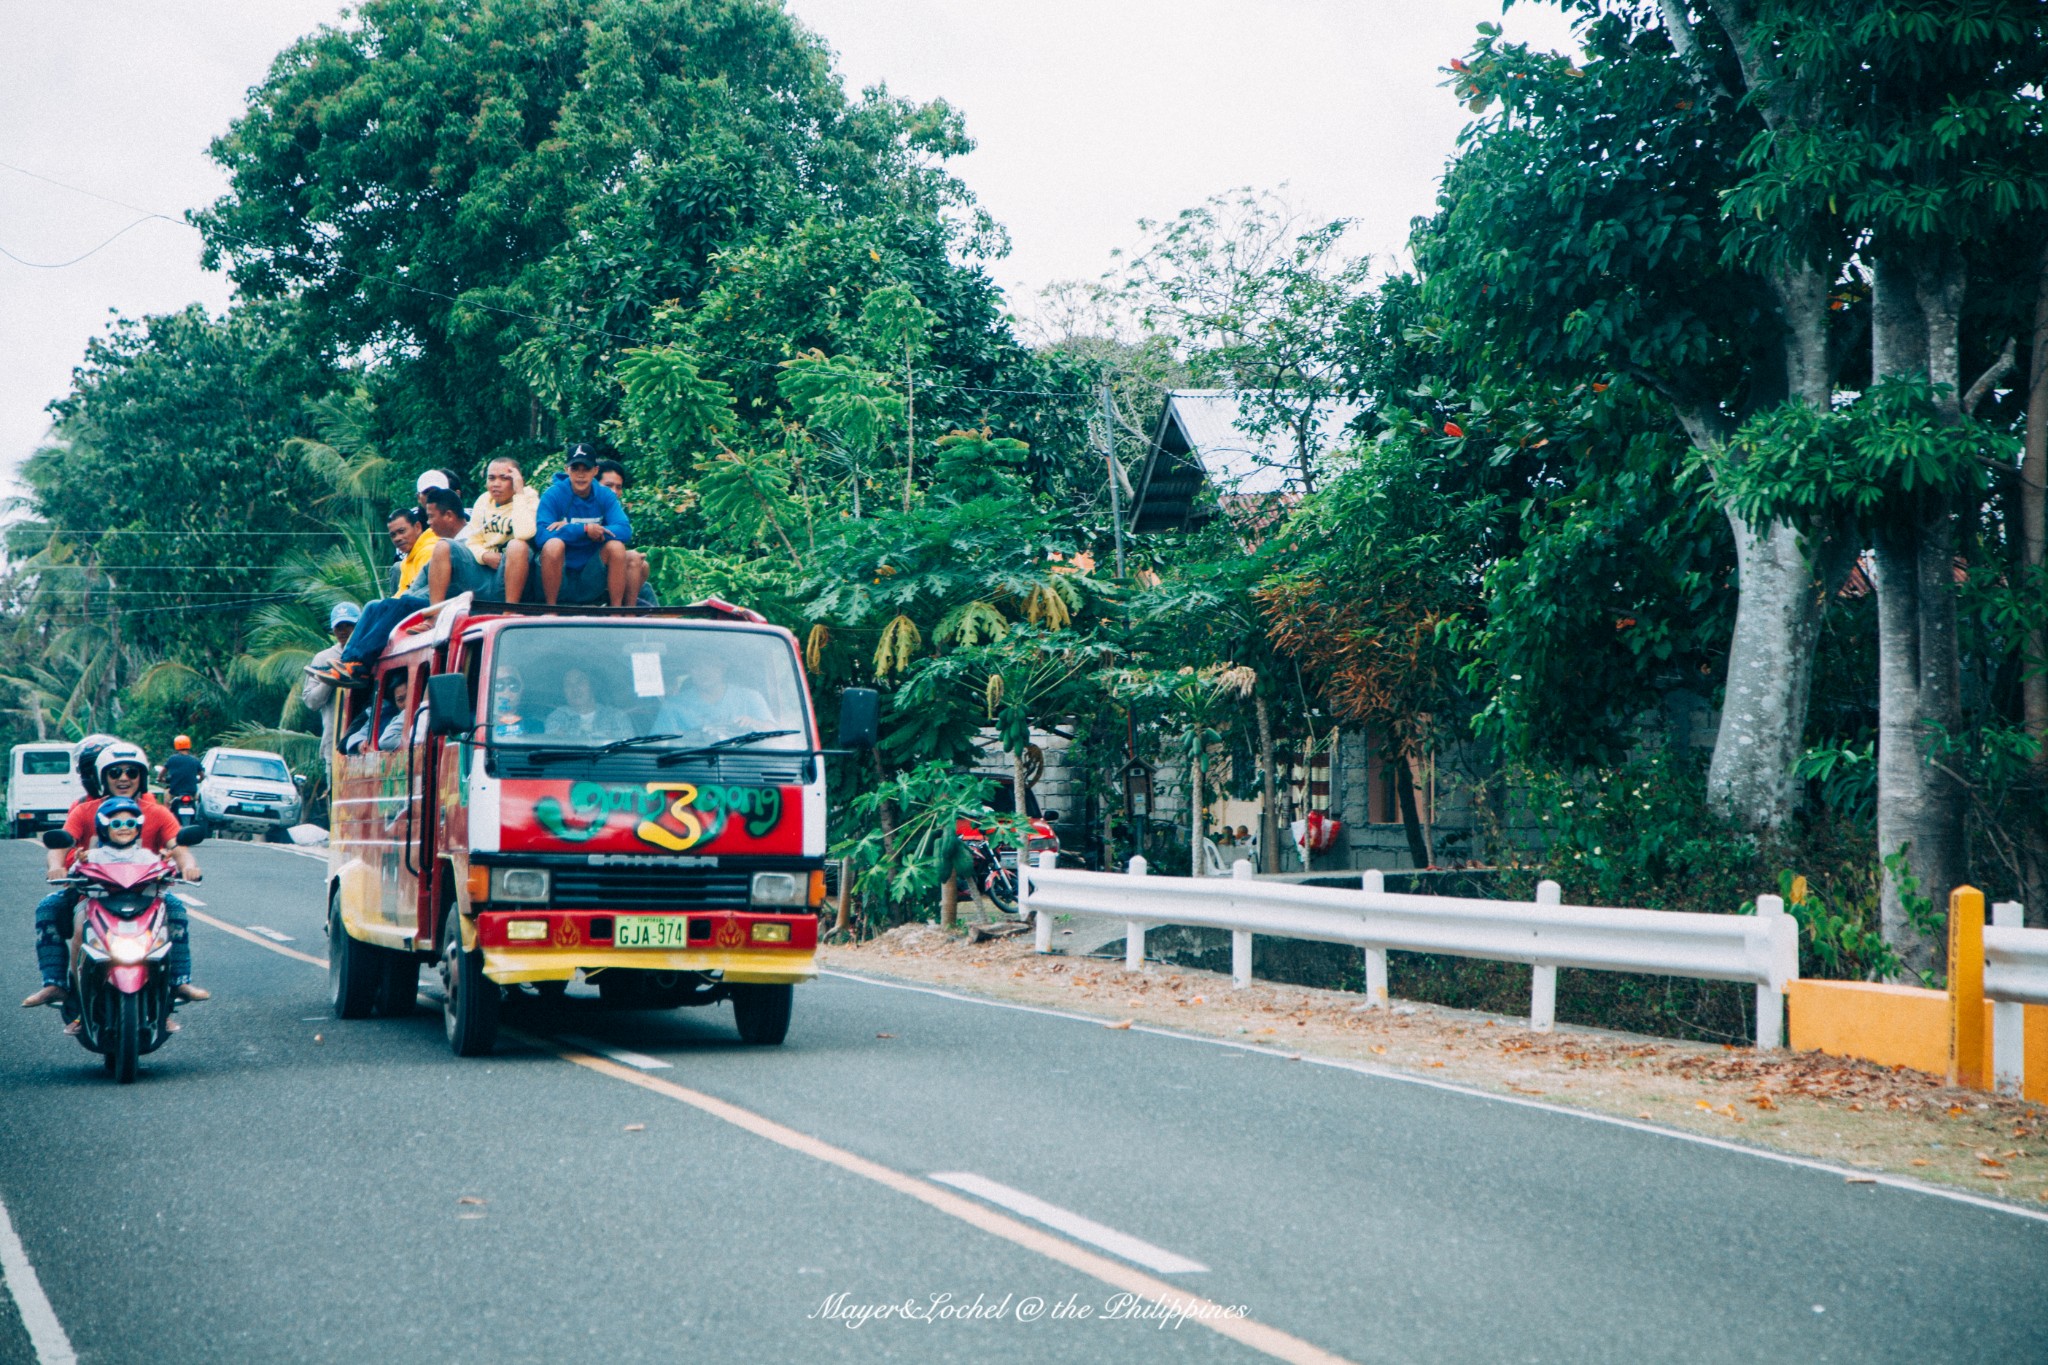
top-left (1019, 853), bottom-right (1799, 1050)
top-left (1986, 901), bottom-right (2048, 1094)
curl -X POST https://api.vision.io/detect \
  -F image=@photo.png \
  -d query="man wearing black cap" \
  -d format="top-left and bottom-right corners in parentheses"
top-left (536, 443), bottom-right (632, 606)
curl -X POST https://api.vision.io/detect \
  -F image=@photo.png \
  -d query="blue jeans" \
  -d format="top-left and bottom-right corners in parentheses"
top-left (35, 888), bottom-right (191, 987)
top-left (340, 594), bottom-right (428, 666)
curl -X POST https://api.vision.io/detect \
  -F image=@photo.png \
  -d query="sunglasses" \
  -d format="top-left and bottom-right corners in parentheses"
top-left (106, 769), bottom-right (143, 782)
top-left (105, 817), bottom-right (143, 831)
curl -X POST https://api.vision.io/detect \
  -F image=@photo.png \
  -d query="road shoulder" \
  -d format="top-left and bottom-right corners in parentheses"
top-left (823, 925), bottom-right (2048, 1208)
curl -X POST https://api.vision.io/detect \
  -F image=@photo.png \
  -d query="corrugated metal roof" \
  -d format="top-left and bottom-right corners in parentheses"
top-left (1128, 390), bottom-right (1364, 533)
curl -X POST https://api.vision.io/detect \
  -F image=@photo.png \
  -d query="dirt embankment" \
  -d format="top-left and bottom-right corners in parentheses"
top-left (824, 924), bottom-right (2048, 1205)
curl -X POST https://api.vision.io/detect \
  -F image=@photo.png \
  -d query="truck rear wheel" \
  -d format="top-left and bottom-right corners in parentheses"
top-left (441, 907), bottom-right (499, 1057)
top-left (729, 983), bottom-right (792, 1045)
top-left (329, 889), bottom-right (379, 1019)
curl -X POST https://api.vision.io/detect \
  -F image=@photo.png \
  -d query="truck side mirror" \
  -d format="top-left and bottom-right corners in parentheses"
top-left (838, 687), bottom-right (879, 750)
top-left (40, 829), bottom-right (74, 851)
top-left (425, 672), bottom-right (475, 737)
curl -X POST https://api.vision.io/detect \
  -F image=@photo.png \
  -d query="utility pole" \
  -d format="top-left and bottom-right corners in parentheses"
top-left (1102, 384), bottom-right (1127, 578)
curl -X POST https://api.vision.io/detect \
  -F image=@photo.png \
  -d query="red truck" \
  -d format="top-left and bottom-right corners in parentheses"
top-left (323, 594), bottom-right (876, 1056)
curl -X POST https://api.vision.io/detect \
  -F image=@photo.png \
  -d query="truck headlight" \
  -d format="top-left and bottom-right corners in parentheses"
top-left (489, 867), bottom-right (551, 904)
top-left (749, 922), bottom-right (792, 943)
top-left (749, 872), bottom-right (804, 907)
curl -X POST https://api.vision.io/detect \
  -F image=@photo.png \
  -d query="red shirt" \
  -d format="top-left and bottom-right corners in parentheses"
top-left (63, 795), bottom-right (182, 867)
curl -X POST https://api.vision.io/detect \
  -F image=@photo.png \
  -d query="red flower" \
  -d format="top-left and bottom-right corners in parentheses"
top-left (1443, 421), bottom-right (1465, 438)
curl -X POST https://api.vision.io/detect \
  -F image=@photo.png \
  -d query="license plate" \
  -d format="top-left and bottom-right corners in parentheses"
top-left (614, 916), bottom-right (691, 949)
top-left (233, 804), bottom-right (269, 815)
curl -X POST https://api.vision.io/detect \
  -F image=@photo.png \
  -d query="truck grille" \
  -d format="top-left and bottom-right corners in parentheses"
top-left (549, 866), bottom-right (754, 910)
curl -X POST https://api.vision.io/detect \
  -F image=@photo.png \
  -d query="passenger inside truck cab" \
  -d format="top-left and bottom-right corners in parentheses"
top-left (376, 672), bottom-right (420, 752)
top-left (542, 666), bottom-right (633, 743)
top-left (489, 663), bottom-right (531, 740)
top-left (653, 654), bottom-right (772, 742)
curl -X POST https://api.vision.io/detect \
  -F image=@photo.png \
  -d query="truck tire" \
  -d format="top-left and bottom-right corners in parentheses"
top-left (441, 907), bottom-right (498, 1057)
top-left (329, 889), bottom-right (379, 1019)
top-left (729, 983), bottom-right (792, 1045)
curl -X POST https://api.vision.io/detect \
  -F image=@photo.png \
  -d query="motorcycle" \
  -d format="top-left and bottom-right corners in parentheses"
top-left (165, 791), bottom-right (204, 837)
top-left (953, 808), bottom-right (1060, 913)
top-left (41, 827), bottom-right (206, 1084)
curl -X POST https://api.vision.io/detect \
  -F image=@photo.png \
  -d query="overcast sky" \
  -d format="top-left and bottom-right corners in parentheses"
top-left (0, 0), bottom-right (1578, 481)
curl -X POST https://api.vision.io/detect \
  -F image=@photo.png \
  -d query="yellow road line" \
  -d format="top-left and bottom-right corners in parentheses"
top-left (188, 907), bottom-right (329, 969)
top-left (190, 915), bottom-right (1356, 1363)
top-left (527, 1032), bottom-right (1354, 1365)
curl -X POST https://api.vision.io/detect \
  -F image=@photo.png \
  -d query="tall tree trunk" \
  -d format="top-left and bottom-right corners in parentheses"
top-left (1706, 513), bottom-right (1831, 827)
top-left (1190, 744), bottom-right (1205, 875)
top-left (1869, 253), bottom-right (1969, 977)
top-left (2021, 244), bottom-right (2048, 928)
top-left (1255, 691), bottom-right (1278, 874)
top-left (1699, 259), bottom-right (1840, 830)
top-left (1012, 745), bottom-right (1030, 840)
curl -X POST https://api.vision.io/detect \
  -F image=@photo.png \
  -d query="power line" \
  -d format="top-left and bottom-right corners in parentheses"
top-left (0, 156), bottom-right (1101, 405)
top-left (0, 214), bottom-right (181, 269)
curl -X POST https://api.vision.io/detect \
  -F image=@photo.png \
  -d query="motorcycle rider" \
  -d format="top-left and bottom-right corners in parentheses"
top-left (161, 735), bottom-right (203, 812)
top-left (21, 742), bottom-right (206, 1012)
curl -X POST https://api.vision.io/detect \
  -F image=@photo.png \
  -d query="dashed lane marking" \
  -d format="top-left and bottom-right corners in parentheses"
top-left (553, 1035), bottom-right (671, 1071)
top-left (187, 908), bottom-right (328, 969)
top-left (929, 1172), bottom-right (1209, 1274)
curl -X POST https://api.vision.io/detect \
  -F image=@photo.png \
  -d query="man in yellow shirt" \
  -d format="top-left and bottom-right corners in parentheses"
top-left (312, 505), bottom-right (442, 691)
top-left (427, 456), bottom-right (537, 603)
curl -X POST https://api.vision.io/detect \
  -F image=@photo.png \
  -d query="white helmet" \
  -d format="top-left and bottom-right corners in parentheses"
top-left (95, 742), bottom-right (150, 785)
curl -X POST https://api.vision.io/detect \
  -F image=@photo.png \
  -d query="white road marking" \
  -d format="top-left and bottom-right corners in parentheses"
top-left (929, 1172), bottom-right (1208, 1274)
top-left (177, 896), bottom-right (206, 907)
top-left (823, 970), bottom-right (2048, 1227)
top-left (554, 1035), bottom-right (671, 1071)
top-left (247, 926), bottom-right (294, 943)
top-left (0, 1188), bottom-right (77, 1364)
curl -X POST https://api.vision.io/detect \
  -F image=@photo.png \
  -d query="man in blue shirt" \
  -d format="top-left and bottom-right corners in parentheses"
top-left (536, 444), bottom-right (631, 606)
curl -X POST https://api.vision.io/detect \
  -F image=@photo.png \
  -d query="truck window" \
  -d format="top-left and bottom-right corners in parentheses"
top-left (19, 751), bottom-right (72, 776)
top-left (488, 624), bottom-right (807, 750)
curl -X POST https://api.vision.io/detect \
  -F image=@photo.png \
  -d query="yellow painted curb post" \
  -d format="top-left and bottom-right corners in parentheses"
top-left (1948, 885), bottom-right (1987, 1090)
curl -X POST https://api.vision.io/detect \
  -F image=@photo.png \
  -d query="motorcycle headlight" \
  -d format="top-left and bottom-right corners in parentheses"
top-left (749, 872), bottom-right (804, 907)
top-left (107, 934), bottom-right (150, 966)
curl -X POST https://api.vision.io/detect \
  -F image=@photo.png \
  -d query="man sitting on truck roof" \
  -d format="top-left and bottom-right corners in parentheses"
top-left (460, 456), bottom-right (539, 603)
top-left (595, 459), bottom-right (655, 607)
top-left (314, 498), bottom-right (468, 691)
top-left (536, 444), bottom-right (632, 607)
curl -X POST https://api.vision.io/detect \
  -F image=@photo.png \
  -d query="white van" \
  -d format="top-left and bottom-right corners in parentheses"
top-left (9, 744), bottom-right (84, 836)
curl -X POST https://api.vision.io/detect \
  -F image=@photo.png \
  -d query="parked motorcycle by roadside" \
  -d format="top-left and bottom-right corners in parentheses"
top-left (41, 827), bottom-right (207, 1083)
top-left (953, 809), bottom-right (1060, 913)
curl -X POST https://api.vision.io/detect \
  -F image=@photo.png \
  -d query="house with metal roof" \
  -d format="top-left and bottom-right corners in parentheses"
top-left (1126, 390), bottom-right (1365, 535)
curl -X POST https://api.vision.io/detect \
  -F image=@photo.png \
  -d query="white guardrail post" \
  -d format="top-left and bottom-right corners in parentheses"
top-left (1125, 856), bottom-right (1148, 971)
top-left (1361, 869), bottom-right (1388, 1008)
top-left (1231, 860), bottom-right (1254, 988)
top-left (1031, 850), bottom-right (1056, 954)
top-left (1992, 901), bottom-right (2025, 1094)
top-left (1753, 894), bottom-right (1786, 1050)
top-left (1529, 881), bottom-right (1560, 1032)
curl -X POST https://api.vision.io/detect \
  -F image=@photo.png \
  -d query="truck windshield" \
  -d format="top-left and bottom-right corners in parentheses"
top-left (488, 624), bottom-right (809, 751)
top-left (214, 755), bottom-right (291, 782)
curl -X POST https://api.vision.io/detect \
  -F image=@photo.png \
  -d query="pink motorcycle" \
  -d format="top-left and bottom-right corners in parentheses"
top-left (44, 830), bottom-right (202, 1083)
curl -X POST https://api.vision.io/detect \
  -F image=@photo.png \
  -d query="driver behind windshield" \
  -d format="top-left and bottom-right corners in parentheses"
top-left (544, 666), bottom-right (633, 743)
top-left (653, 655), bottom-right (772, 741)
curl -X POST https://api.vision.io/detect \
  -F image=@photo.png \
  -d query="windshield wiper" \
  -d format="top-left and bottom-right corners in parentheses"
top-left (654, 730), bottom-right (803, 765)
top-left (517, 733), bottom-right (694, 765)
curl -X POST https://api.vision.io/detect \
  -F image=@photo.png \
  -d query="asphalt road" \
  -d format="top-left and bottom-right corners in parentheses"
top-left (1, 838), bottom-right (2044, 1364)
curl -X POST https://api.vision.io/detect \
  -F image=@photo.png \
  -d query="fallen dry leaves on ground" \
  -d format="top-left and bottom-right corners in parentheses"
top-left (824, 924), bottom-right (2048, 1205)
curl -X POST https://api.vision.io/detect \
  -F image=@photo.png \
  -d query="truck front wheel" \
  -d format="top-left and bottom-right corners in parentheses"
top-left (440, 907), bottom-right (499, 1057)
top-left (729, 983), bottom-right (792, 1045)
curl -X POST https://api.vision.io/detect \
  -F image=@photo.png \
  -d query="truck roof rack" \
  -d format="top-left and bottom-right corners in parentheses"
top-left (463, 596), bottom-right (769, 624)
